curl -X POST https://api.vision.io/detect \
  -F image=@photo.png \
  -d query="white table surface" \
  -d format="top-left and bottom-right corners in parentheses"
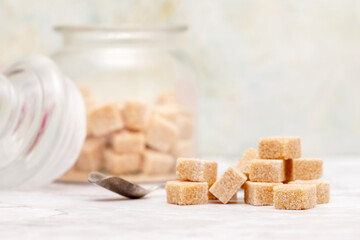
top-left (1, 157), bottom-right (360, 240)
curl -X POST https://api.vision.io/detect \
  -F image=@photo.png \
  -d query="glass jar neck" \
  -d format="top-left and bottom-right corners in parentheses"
top-left (55, 25), bottom-right (186, 49)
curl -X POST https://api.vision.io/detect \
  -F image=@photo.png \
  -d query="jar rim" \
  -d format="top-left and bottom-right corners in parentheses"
top-left (54, 24), bottom-right (188, 33)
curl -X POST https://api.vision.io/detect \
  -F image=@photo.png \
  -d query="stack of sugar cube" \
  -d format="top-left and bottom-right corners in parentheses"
top-left (75, 87), bottom-right (195, 176)
top-left (238, 136), bottom-right (330, 210)
top-left (166, 158), bottom-right (218, 205)
top-left (166, 136), bottom-right (330, 210)
top-left (166, 158), bottom-right (248, 205)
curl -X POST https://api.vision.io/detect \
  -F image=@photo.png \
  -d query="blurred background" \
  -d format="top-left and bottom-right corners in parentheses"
top-left (1, 0), bottom-right (359, 158)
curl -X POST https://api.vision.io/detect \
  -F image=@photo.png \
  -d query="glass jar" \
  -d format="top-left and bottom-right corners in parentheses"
top-left (0, 56), bottom-right (86, 188)
top-left (53, 25), bottom-right (198, 181)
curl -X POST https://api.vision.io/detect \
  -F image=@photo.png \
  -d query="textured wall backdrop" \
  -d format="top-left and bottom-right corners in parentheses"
top-left (1, 0), bottom-right (359, 157)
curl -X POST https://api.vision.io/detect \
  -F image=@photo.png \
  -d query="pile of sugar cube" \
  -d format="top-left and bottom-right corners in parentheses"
top-left (166, 136), bottom-right (330, 210)
top-left (75, 88), bottom-right (195, 175)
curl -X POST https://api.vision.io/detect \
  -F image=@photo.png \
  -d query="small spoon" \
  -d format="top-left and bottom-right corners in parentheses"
top-left (88, 172), bottom-right (165, 199)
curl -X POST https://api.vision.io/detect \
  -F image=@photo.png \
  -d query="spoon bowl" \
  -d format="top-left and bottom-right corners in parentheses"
top-left (88, 172), bottom-right (164, 199)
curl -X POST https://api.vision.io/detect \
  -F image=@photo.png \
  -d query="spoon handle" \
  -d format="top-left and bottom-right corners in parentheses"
top-left (147, 183), bottom-right (166, 193)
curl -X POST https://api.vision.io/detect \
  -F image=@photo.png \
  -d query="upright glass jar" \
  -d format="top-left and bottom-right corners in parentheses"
top-left (53, 25), bottom-right (198, 181)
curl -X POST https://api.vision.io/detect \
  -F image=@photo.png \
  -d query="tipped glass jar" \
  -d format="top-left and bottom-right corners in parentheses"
top-left (53, 25), bottom-right (198, 181)
top-left (0, 56), bottom-right (86, 188)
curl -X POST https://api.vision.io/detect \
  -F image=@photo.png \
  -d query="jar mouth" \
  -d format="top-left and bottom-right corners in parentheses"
top-left (54, 24), bottom-right (187, 33)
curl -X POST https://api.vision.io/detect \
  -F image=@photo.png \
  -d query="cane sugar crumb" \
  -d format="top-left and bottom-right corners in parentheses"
top-left (249, 160), bottom-right (285, 183)
top-left (176, 158), bottom-right (217, 184)
top-left (244, 182), bottom-right (282, 206)
top-left (209, 166), bottom-right (247, 204)
top-left (288, 180), bottom-right (330, 204)
top-left (273, 184), bottom-right (316, 210)
top-left (259, 137), bottom-right (301, 159)
top-left (166, 181), bottom-right (208, 205)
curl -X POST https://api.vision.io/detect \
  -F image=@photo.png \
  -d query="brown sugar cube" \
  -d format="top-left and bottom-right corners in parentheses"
top-left (152, 105), bottom-right (179, 122)
top-left (104, 149), bottom-right (141, 174)
top-left (87, 103), bottom-right (124, 137)
top-left (112, 131), bottom-right (145, 154)
top-left (288, 180), bottom-right (330, 204)
top-left (170, 140), bottom-right (195, 158)
top-left (176, 115), bottom-right (194, 140)
top-left (274, 184), bottom-right (316, 210)
top-left (259, 136), bottom-right (301, 159)
top-left (75, 138), bottom-right (105, 172)
top-left (209, 166), bottom-right (247, 204)
top-left (146, 115), bottom-right (178, 152)
top-left (289, 158), bottom-right (323, 180)
top-left (176, 158), bottom-right (217, 184)
top-left (142, 150), bottom-right (174, 175)
top-left (249, 160), bottom-right (285, 183)
top-left (244, 182), bottom-right (283, 206)
top-left (156, 91), bottom-right (177, 106)
top-left (122, 100), bottom-right (148, 131)
top-left (166, 181), bottom-right (208, 205)
top-left (236, 148), bottom-right (259, 176)
top-left (208, 182), bottom-right (237, 201)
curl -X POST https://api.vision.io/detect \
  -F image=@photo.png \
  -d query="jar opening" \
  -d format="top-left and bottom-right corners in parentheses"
top-left (55, 24), bottom-right (187, 47)
top-left (54, 24), bottom-right (187, 34)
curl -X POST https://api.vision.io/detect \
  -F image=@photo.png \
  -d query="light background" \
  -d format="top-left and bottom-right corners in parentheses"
top-left (1, 0), bottom-right (359, 157)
